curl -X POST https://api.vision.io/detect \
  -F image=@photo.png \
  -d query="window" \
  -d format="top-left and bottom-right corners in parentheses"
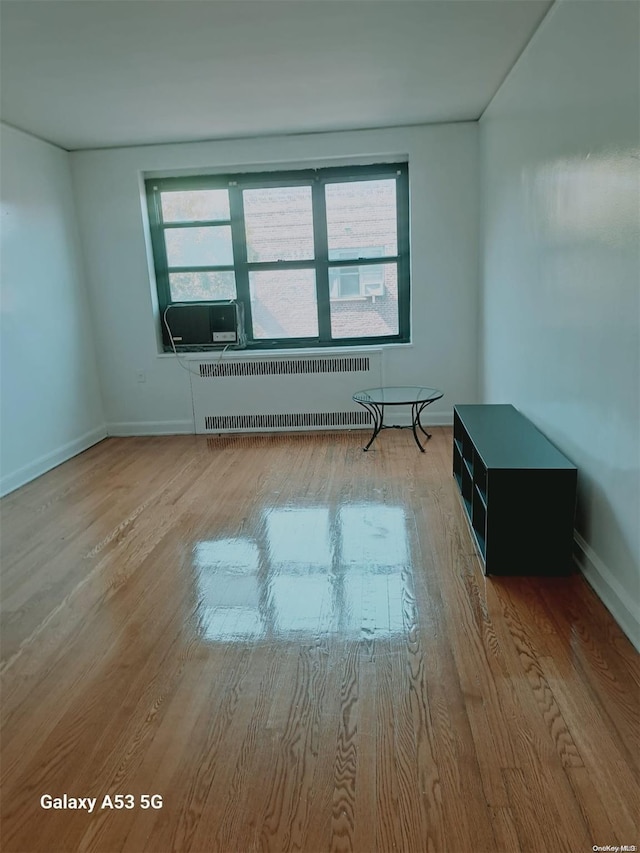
top-left (145, 163), bottom-right (409, 349)
top-left (329, 248), bottom-right (385, 300)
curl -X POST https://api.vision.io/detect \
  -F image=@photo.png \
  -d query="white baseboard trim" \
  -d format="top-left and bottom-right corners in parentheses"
top-left (106, 420), bottom-right (194, 437)
top-left (419, 410), bottom-right (454, 427)
top-left (107, 414), bottom-right (452, 437)
top-left (574, 531), bottom-right (640, 652)
top-left (0, 425), bottom-right (108, 497)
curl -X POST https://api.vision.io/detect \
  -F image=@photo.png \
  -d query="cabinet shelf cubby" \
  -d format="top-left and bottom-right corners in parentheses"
top-left (452, 405), bottom-right (577, 576)
top-left (474, 482), bottom-right (487, 509)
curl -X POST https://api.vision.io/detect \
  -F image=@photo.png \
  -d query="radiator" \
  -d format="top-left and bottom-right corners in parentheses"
top-left (190, 352), bottom-right (382, 434)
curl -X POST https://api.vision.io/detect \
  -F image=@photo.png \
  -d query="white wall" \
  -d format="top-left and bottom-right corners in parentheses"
top-left (0, 124), bottom-right (106, 495)
top-left (480, 1), bottom-right (640, 647)
top-left (69, 123), bottom-right (479, 435)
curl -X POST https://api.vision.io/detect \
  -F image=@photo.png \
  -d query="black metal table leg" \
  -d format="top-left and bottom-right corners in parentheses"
top-left (410, 400), bottom-right (436, 451)
top-left (410, 402), bottom-right (427, 452)
top-left (415, 399), bottom-right (433, 438)
top-left (359, 401), bottom-right (384, 451)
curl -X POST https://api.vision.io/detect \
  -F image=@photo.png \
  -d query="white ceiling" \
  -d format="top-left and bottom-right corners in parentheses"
top-left (0, 0), bottom-right (553, 151)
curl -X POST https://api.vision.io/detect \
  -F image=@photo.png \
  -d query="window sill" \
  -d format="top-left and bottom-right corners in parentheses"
top-left (156, 341), bottom-right (413, 359)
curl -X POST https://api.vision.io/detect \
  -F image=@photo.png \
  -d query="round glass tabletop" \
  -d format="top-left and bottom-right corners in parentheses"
top-left (353, 386), bottom-right (443, 405)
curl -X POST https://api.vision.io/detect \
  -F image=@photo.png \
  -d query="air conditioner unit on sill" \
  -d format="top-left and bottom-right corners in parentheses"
top-left (163, 301), bottom-right (246, 350)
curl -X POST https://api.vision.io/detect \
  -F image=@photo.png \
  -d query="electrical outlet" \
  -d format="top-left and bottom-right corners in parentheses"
top-left (136, 370), bottom-right (146, 383)
top-left (213, 332), bottom-right (237, 343)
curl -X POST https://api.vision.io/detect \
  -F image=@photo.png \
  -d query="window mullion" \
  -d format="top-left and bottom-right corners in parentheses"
top-left (311, 178), bottom-right (331, 342)
top-left (396, 167), bottom-right (410, 340)
top-left (163, 219), bottom-right (231, 229)
top-left (327, 255), bottom-right (399, 268)
top-left (167, 265), bottom-right (236, 274)
top-left (228, 185), bottom-right (254, 343)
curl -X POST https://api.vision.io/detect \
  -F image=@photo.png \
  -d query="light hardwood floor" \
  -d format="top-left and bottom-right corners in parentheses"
top-left (1, 429), bottom-right (638, 853)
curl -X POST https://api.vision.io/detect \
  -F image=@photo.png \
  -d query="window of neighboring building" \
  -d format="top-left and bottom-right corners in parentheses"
top-left (329, 247), bottom-right (386, 300)
top-left (145, 163), bottom-right (410, 350)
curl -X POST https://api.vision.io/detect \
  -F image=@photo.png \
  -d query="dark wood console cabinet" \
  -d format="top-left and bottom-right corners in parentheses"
top-left (453, 404), bottom-right (577, 576)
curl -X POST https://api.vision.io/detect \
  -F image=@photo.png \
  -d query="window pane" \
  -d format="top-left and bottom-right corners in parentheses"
top-left (243, 187), bottom-right (314, 262)
top-left (249, 269), bottom-right (318, 338)
top-left (325, 179), bottom-right (397, 261)
top-left (329, 264), bottom-right (385, 300)
top-left (330, 269), bottom-right (361, 298)
top-left (161, 190), bottom-right (230, 222)
top-left (165, 226), bottom-right (233, 267)
top-left (169, 271), bottom-right (236, 302)
top-left (330, 263), bottom-right (398, 338)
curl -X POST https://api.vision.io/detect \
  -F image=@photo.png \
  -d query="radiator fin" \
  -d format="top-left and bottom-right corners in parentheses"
top-left (204, 411), bottom-right (371, 432)
top-left (199, 356), bottom-right (370, 379)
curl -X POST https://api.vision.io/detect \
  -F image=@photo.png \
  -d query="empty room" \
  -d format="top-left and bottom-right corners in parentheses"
top-left (1, 1), bottom-right (638, 852)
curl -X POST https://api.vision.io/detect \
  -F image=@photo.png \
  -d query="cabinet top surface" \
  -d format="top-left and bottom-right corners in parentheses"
top-left (454, 405), bottom-right (576, 470)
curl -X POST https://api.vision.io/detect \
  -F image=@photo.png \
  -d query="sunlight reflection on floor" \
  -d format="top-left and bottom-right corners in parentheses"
top-left (192, 503), bottom-right (413, 641)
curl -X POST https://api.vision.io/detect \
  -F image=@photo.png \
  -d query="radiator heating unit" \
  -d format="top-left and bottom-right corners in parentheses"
top-left (190, 352), bottom-right (382, 435)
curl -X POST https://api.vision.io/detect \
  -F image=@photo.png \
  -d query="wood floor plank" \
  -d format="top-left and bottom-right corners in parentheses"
top-left (202, 654), bottom-right (282, 853)
top-left (0, 430), bottom-right (637, 852)
top-left (541, 655), bottom-right (639, 839)
top-left (537, 576), bottom-right (640, 760)
top-left (352, 658), bottom-right (377, 853)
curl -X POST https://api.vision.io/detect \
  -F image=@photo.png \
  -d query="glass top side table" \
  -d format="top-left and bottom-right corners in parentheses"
top-left (352, 386), bottom-right (444, 452)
